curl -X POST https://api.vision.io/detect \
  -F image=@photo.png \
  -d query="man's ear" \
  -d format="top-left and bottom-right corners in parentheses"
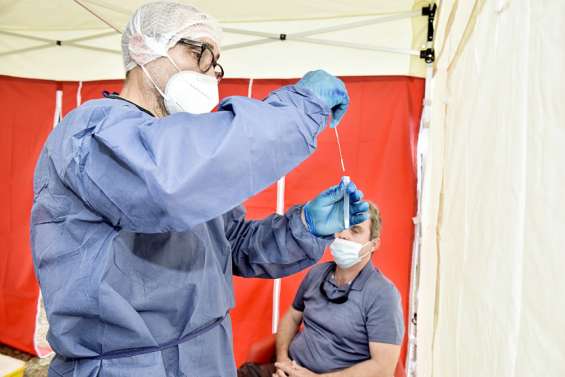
top-left (370, 237), bottom-right (381, 252)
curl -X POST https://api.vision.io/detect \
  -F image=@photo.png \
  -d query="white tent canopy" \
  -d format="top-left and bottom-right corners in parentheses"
top-left (0, 0), bottom-right (430, 80)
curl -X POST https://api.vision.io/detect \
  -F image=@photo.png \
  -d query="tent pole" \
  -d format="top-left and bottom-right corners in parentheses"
top-left (0, 30), bottom-right (54, 43)
top-left (287, 37), bottom-right (419, 55)
top-left (0, 43), bottom-right (120, 58)
top-left (73, 0), bottom-right (122, 33)
top-left (405, 64), bottom-right (432, 377)
top-left (292, 11), bottom-right (421, 36)
top-left (224, 32), bottom-right (419, 56)
top-left (222, 39), bottom-right (276, 51)
top-left (64, 43), bottom-right (120, 55)
top-left (0, 44), bottom-right (53, 58)
top-left (65, 31), bottom-right (118, 43)
top-left (223, 10), bottom-right (423, 53)
top-left (0, 30), bottom-right (120, 57)
top-left (224, 10), bottom-right (420, 40)
top-left (406, 4), bottom-right (437, 375)
top-left (272, 177), bottom-right (285, 334)
top-left (272, 76), bottom-right (286, 333)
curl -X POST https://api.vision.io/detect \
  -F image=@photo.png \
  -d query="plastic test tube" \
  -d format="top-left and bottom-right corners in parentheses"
top-left (342, 176), bottom-right (350, 229)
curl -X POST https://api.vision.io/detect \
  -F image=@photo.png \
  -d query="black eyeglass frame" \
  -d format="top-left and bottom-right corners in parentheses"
top-left (178, 38), bottom-right (224, 80)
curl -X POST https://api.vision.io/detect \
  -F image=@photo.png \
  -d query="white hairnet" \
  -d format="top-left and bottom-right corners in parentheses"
top-left (122, 1), bottom-right (223, 71)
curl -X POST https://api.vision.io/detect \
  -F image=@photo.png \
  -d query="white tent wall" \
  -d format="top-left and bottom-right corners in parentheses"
top-left (418, 1), bottom-right (565, 377)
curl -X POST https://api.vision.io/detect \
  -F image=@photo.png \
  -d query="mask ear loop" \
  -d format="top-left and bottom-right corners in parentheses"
top-left (140, 64), bottom-right (167, 99)
top-left (140, 55), bottom-right (183, 112)
top-left (165, 54), bottom-right (182, 72)
top-left (162, 55), bottom-right (190, 112)
top-left (139, 52), bottom-right (182, 97)
top-left (358, 241), bottom-right (374, 260)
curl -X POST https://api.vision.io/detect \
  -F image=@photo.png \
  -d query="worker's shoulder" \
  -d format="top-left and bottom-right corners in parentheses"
top-left (61, 97), bottom-right (149, 129)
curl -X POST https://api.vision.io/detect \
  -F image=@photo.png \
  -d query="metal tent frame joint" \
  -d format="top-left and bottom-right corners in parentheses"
top-left (420, 48), bottom-right (435, 63)
top-left (419, 3), bottom-right (437, 63)
top-left (422, 3), bottom-right (437, 42)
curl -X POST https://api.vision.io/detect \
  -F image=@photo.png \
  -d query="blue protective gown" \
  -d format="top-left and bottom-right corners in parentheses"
top-left (30, 86), bottom-right (332, 377)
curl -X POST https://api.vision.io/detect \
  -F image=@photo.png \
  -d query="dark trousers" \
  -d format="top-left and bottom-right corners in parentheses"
top-left (237, 363), bottom-right (276, 377)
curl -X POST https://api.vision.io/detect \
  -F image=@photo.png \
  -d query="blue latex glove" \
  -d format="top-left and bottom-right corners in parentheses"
top-left (296, 69), bottom-right (350, 128)
top-left (303, 178), bottom-right (369, 237)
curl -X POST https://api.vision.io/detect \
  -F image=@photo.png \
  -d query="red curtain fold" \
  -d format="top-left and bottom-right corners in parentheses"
top-left (0, 76), bottom-right (57, 353)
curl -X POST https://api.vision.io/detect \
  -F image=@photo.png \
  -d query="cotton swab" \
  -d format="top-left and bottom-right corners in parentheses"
top-left (333, 128), bottom-right (349, 229)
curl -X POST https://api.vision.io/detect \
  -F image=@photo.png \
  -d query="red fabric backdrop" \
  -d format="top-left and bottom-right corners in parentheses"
top-left (0, 75), bottom-right (423, 367)
top-left (0, 76), bottom-right (56, 354)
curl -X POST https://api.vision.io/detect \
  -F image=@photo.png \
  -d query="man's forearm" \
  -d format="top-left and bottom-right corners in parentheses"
top-left (322, 359), bottom-right (392, 377)
top-left (276, 314), bottom-right (301, 361)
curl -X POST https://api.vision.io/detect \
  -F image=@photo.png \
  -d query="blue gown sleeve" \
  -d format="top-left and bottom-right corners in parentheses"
top-left (56, 85), bottom-right (329, 233)
top-left (224, 205), bottom-right (332, 278)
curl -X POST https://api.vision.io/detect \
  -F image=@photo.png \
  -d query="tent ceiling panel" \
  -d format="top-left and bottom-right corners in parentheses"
top-left (0, 0), bottom-right (419, 28)
top-left (0, 0), bottom-right (429, 80)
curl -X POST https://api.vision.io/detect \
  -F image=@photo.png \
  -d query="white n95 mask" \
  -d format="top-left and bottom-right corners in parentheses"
top-left (164, 70), bottom-right (219, 114)
top-left (141, 55), bottom-right (219, 115)
top-left (330, 238), bottom-right (372, 269)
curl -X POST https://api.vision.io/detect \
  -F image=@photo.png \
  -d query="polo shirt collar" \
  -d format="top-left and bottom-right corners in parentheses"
top-left (350, 261), bottom-right (376, 291)
top-left (327, 261), bottom-right (376, 291)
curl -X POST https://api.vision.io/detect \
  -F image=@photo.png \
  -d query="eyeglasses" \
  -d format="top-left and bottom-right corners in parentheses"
top-left (178, 38), bottom-right (224, 81)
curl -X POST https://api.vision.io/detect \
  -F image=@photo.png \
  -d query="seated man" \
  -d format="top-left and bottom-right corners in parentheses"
top-left (274, 202), bottom-right (404, 377)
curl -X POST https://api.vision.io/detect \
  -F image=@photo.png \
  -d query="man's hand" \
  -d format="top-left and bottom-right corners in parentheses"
top-left (273, 359), bottom-right (292, 377)
top-left (274, 356), bottom-right (291, 377)
top-left (276, 307), bottom-right (304, 377)
top-left (275, 361), bottom-right (319, 377)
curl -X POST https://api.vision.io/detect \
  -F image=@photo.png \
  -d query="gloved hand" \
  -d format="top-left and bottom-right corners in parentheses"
top-left (296, 69), bottom-right (350, 128)
top-left (302, 178), bottom-right (369, 237)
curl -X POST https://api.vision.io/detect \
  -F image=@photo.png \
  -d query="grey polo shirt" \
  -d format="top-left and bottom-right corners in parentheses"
top-left (288, 261), bottom-right (404, 374)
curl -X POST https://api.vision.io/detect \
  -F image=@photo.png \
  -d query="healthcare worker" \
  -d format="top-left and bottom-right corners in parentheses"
top-left (31, 2), bottom-right (368, 377)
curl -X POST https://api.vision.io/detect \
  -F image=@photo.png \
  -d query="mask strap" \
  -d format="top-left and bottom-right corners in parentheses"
top-left (140, 53), bottom-right (181, 100)
top-left (140, 64), bottom-right (167, 99)
top-left (166, 54), bottom-right (182, 72)
top-left (358, 241), bottom-right (374, 260)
